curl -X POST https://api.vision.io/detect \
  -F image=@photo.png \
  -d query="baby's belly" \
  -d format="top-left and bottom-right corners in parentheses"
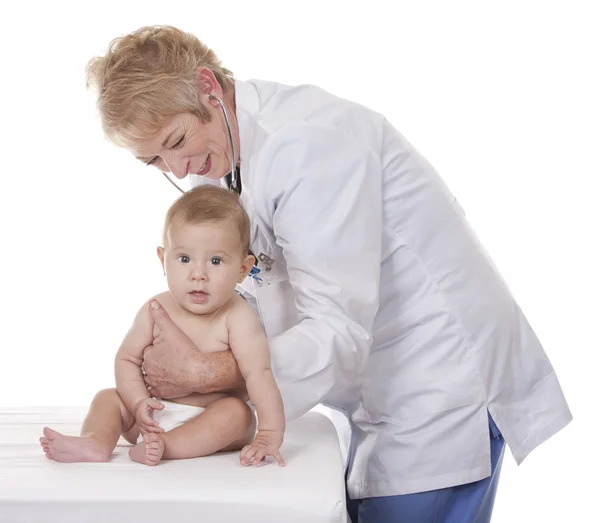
top-left (168, 390), bottom-right (249, 408)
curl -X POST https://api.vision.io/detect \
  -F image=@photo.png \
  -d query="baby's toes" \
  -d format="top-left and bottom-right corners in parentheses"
top-left (145, 452), bottom-right (160, 465)
top-left (143, 434), bottom-right (165, 466)
top-left (146, 441), bottom-right (161, 455)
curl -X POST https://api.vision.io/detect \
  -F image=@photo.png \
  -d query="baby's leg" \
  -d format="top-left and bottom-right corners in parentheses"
top-left (129, 397), bottom-right (255, 464)
top-left (40, 388), bottom-right (137, 463)
top-left (163, 396), bottom-right (255, 458)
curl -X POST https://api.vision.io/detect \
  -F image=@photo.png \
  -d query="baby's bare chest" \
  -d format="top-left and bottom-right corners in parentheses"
top-left (152, 313), bottom-right (230, 354)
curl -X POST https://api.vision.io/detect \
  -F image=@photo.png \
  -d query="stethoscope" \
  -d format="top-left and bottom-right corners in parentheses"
top-left (161, 94), bottom-right (240, 196)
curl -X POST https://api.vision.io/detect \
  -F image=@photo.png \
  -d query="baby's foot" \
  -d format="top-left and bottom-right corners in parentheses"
top-left (128, 433), bottom-right (165, 466)
top-left (39, 427), bottom-right (111, 462)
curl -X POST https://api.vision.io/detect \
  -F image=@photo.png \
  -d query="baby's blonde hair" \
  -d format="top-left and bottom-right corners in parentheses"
top-left (86, 25), bottom-right (234, 147)
top-left (163, 185), bottom-right (250, 254)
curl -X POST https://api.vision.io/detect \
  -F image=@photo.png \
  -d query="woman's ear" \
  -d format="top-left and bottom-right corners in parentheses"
top-left (196, 67), bottom-right (223, 101)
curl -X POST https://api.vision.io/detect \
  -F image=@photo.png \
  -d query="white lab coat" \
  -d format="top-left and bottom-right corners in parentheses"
top-left (192, 79), bottom-right (572, 498)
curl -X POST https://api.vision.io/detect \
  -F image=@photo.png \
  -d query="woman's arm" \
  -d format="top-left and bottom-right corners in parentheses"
top-left (253, 124), bottom-right (383, 421)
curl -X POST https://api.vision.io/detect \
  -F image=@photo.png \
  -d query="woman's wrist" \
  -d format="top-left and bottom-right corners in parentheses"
top-left (186, 352), bottom-right (205, 393)
top-left (186, 350), bottom-right (245, 394)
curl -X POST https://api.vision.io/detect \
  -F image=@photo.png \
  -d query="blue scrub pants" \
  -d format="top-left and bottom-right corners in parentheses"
top-left (347, 414), bottom-right (505, 523)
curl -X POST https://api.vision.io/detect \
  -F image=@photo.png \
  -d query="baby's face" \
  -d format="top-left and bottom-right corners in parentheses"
top-left (159, 219), bottom-right (252, 314)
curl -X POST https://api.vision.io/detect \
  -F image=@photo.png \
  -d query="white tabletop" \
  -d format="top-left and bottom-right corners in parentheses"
top-left (0, 407), bottom-right (346, 523)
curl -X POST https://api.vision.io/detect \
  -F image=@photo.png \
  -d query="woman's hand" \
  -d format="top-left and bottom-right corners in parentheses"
top-left (141, 300), bottom-right (199, 399)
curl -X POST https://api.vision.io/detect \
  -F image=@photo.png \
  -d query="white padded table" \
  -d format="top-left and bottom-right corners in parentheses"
top-left (0, 407), bottom-right (346, 523)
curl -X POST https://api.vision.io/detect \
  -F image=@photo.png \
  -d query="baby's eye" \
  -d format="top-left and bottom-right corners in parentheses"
top-left (210, 257), bottom-right (222, 266)
top-left (178, 255), bottom-right (190, 263)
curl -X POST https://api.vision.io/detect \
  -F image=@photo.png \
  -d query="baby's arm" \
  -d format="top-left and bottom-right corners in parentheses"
top-left (228, 300), bottom-right (285, 465)
top-left (114, 301), bottom-right (162, 429)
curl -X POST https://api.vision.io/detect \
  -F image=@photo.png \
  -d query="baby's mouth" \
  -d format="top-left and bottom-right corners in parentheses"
top-left (189, 290), bottom-right (209, 304)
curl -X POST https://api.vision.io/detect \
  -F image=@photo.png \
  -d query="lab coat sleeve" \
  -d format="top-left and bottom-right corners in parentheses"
top-left (257, 124), bottom-right (383, 420)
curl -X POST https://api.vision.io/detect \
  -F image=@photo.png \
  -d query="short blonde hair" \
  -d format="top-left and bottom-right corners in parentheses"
top-left (163, 185), bottom-right (250, 254)
top-left (86, 25), bottom-right (234, 147)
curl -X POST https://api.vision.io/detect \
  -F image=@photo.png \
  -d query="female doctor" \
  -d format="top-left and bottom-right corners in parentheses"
top-left (86, 26), bottom-right (572, 523)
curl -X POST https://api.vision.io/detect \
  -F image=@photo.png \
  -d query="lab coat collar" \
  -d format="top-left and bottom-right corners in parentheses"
top-left (233, 79), bottom-right (261, 251)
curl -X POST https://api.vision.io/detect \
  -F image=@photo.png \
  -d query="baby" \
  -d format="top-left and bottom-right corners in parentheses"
top-left (40, 185), bottom-right (285, 466)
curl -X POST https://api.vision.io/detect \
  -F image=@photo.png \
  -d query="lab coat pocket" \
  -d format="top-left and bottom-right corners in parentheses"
top-left (254, 279), bottom-right (299, 338)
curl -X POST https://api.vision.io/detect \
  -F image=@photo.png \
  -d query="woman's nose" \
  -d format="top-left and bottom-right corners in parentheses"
top-left (164, 156), bottom-right (190, 180)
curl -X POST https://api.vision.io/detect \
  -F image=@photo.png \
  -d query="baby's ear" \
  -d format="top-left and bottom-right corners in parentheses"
top-left (239, 253), bottom-right (255, 282)
top-left (157, 246), bottom-right (165, 273)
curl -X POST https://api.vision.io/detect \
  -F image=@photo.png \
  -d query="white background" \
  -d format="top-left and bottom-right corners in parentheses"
top-left (0, 1), bottom-right (597, 521)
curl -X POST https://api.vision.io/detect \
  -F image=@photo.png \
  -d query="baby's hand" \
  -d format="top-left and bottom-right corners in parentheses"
top-left (240, 430), bottom-right (285, 467)
top-left (134, 397), bottom-right (165, 435)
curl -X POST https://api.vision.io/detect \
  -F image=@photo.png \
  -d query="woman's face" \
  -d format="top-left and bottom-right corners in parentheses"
top-left (131, 109), bottom-right (236, 181)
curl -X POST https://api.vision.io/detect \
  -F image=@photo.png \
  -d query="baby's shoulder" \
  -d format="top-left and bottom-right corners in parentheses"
top-left (223, 293), bottom-right (260, 326)
top-left (144, 292), bottom-right (188, 330)
top-left (129, 292), bottom-right (171, 325)
top-left (150, 291), bottom-right (172, 308)
top-left (227, 292), bottom-right (254, 313)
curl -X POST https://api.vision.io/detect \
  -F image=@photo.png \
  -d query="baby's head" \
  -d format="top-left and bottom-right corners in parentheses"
top-left (158, 185), bottom-right (255, 314)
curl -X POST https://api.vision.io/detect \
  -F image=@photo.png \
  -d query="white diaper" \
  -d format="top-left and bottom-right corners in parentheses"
top-left (135, 401), bottom-right (205, 443)
top-left (152, 400), bottom-right (206, 432)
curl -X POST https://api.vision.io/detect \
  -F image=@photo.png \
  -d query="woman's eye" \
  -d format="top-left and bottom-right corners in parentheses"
top-left (147, 156), bottom-right (160, 166)
top-left (210, 257), bottom-right (222, 265)
top-left (172, 136), bottom-right (185, 149)
top-left (178, 256), bottom-right (190, 263)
